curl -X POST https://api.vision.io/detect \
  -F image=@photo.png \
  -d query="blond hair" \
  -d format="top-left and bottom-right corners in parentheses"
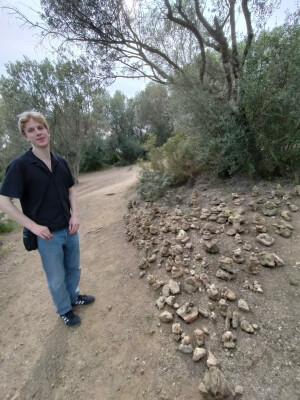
top-left (18, 111), bottom-right (49, 136)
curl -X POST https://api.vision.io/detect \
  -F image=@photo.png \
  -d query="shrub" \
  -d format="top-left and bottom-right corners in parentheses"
top-left (147, 146), bottom-right (165, 173)
top-left (0, 213), bottom-right (16, 233)
top-left (80, 134), bottom-right (108, 172)
top-left (117, 135), bottom-right (145, 164)
top-left (136, 167), bottom-right (173, 201)
top-left (168, 63), bottom-right (255, 179)
top-left (240, 24), bottom-right (300, 178)
top-left (167, 23), bottom-right (300, 179)
top-left (114, 159), bottom-right (131, 167)
top-left (161, 134), bottom-right (202, 183)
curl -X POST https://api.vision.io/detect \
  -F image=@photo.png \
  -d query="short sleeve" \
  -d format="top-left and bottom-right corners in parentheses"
top-left (59, 157), bottom-right (75, 188)
top-left (0, 159), bottom-right (25, 199)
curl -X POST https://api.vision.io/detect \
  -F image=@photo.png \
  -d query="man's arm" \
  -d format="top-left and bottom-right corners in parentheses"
top-left (68, 186), bottom-right (80, 235)
top-left (0, 195), bottom-right (53, 239)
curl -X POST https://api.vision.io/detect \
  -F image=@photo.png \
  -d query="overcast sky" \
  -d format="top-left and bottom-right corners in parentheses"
top-left (0, 0), bottom-right (298, 97)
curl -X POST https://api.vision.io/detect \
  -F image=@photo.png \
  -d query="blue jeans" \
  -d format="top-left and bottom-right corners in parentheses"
top-left (37, 229), bottom-right (81, 315)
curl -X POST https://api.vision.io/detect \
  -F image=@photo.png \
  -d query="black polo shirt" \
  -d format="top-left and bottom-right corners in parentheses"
top-left (0, 149), bottom-right (75, 231)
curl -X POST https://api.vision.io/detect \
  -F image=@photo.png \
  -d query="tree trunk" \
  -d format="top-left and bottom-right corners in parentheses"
top-left (238, 106), bottom-right (261, 177)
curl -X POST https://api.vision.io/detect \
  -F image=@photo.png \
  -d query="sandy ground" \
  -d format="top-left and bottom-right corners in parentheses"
top-left (0, 166), bottom-right (299, 400)
top-left (0, 166), bottom-right (200, 400)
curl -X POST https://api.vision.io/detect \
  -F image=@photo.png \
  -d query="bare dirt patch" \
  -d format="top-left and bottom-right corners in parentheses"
top-left (0, 167), bottom-right (299, 400)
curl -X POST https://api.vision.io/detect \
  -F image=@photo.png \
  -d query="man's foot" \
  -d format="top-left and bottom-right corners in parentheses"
top-left (72, 294), bottom-right (95, 306)
top-left (60, 310), bottom-right (81, 327)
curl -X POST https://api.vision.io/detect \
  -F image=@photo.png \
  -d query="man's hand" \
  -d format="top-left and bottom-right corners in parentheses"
top-left (0, 196), bottom-right (53, 240)
top-left (69, 214), bottom-right (80, 235)
top-left (31, 224), bottom-right (53, 239)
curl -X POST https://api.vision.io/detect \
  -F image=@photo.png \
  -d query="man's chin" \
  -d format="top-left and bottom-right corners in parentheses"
top-left (35, 140), bottom-right (49, 148)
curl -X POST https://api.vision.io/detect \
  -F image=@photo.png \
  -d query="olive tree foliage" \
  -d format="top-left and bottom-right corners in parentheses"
top-left (0, 59), bottom-right (48, 172)
top-left (3, 0), bottom-right (298, 179)
top-left (240, 22), bottom-right (300, 179)
top-left (4, 0), bottom-right (279, 89)
top-left (0, 93), bottom-right (29, 175)
top-left (107, 90), bottom-right (144, 164)
top-left (167, 53), bottom-right (253, 180)
top-left (0, 58), bottom-right (108, 179)
top-left (165, 21), bottom-right (300, 181)
top-left (135, 83), bottom-right (173, 147)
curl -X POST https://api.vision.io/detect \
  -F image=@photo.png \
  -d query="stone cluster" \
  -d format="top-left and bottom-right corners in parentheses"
top-left (124, 183), bottom-right (300, 398)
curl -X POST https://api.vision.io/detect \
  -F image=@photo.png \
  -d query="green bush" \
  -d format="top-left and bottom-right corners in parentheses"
top-left (141, 132), bottom-right (157, 154)
top-left (80, 134), bottom-right (108, 172)
top-left (0, 213), bottom-right (16, 233)
top-left (168, 61), bottom-right (255, 179)
top-left (137, 167), bottom-right (173, 201)
top-left (240, 24), bottom-right (300, 178)
top-left (114, 159), bottom-right (131, 167)
top-left (161, 134), bottom-right (202, 183)
top-left (147, 146), bottom-right (165, 173)
top-left (117, 135), bottom-right (145, 164)
top-left (166, 23), bottom-right (300, 180)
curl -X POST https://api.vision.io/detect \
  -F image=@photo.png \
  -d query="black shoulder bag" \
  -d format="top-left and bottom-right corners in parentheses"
top-left (23, 227), bottom-right (38, 251)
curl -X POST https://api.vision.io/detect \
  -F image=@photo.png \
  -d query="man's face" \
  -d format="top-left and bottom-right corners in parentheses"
top-left (23, 118), bottom-right (50, 149)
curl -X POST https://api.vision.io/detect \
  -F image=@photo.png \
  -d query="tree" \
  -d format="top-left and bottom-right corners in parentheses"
top-left (135, 83), bottom-right (173, 147)
top-left (80, 134), bottom-right (108, 172)
top-left (0, 58), bottom-right (108, 179)
top-left (106, 91), bottom-right (144, 164)
top-left (4, 0), bottom-right (280, 89)
top-left (0, 60), bottom-right (42, 171)
top-left (4, 0), bottom-right (297, 176)
top-left (166, 22), bottom-right (300, 179)
top-left (240, 23), bottom-right (300, 178)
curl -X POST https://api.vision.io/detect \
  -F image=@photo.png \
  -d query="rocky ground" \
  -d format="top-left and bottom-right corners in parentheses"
top-left (0, 166), bottom-right (300, 400)
top-left (124, 178), bottom-right (300, 400)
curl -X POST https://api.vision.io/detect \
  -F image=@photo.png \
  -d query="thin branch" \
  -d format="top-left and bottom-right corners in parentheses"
top-left (229, 0), bottom-right (240, 79)
top-left (241, 0), bottom-right (254, 66)
top-left (164, 0), bottom-right (207, 82)
top-left (123, 6), bottom-right (182, 73)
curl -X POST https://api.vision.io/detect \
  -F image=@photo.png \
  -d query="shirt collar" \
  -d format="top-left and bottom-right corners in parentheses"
top-left (25, 148), bottom-right (59, 171)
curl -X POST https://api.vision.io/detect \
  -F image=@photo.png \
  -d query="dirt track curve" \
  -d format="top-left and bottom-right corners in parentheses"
top-left (0, 166), bottom-right (201, 400)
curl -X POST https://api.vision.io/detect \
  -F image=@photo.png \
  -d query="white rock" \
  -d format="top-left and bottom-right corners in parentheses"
top-left (155, 296), bottom-right (166, 310)
top-left (176, 229), bottom-right (188, 242)
top-left (166, 295), bottom-right (176, 306)
top-left (181, 335), bottom-right (191, 345)
top-left (162, 284), bottom-right (170, 297)
top-left (172, 323), bottom-right (183, 335)
top-left (222, 331), bottom-right (234, 342)
top-left (193, 347), bottom-right (206, 361)
top-left (168, 279), bottom-right (181, 294)
top-left (159, 311), bottom-right (173, 323)
top-left (240, 319), bottom-right (254, 333)
top-left (206, 350), bottom-right (220, 368)
top-left (235, 385), bottom-right (244, 395)
top-left (194, 329), bottom-right (205, 346)
top-left (238, 299), bottom-right (250, 312)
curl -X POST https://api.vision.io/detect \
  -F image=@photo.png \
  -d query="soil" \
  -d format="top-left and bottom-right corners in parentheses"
top-left (0, 166), bottom-right (299, 400)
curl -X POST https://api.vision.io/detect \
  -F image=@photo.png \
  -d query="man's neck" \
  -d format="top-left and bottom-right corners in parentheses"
top-left (31, 145), bottom-right (51, 161)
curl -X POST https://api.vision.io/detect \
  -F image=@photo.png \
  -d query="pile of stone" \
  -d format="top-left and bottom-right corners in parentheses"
top-left (124, 183), bottom-right (300, 398)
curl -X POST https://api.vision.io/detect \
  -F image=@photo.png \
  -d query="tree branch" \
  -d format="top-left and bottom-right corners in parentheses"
top-left (164, 0), bottom-right (206, 82)
top-left (241, 0), bottom-right (254, 66)
top-left (194, 0), bottom-right (233, 99)
top-left (229, 0), bottom-right (240, 80)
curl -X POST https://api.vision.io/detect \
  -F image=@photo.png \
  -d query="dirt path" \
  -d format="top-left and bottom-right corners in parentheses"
top-left (0, 166), bottom-right (200, 400)
top-left (1, 167), bottom-right (300, 400)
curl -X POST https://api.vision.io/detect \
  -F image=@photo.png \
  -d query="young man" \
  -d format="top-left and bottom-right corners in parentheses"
top-left (0, 111), bottom-right (95, 327)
